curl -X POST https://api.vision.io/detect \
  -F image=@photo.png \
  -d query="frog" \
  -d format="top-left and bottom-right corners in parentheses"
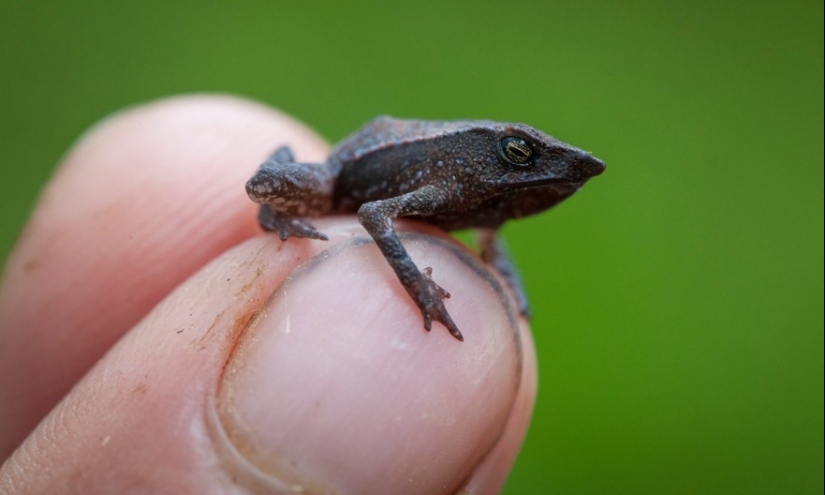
top-left (245, 117), bottom-right (605, 342)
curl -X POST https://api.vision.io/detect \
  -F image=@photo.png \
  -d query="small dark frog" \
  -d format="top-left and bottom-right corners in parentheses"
top-left (246, 117), bottom-right (605, 341)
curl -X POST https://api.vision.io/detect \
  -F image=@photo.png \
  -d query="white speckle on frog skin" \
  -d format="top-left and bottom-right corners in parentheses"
top-left (253, 183), bottom-right (273, 196)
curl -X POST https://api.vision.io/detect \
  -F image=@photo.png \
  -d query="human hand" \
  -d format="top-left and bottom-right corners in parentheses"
top-left (0, 95), bottom-right (537, 494)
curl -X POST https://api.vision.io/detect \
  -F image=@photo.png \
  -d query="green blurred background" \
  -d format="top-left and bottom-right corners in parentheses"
top-left (1, 1), bottom-right (822, 493)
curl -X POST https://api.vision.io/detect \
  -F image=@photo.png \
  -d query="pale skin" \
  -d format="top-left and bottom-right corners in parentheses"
top-left (0, 95), bottom-right (537, 494)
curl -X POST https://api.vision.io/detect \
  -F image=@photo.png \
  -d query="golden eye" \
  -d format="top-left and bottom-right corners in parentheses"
top-left (501, 137), bottom-right (533, 164)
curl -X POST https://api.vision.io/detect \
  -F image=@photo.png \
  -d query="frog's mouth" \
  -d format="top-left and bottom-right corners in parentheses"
top-left (529, 178), bottom-right (580, 188)
top-left (531, 180), bottom-right (582, 202)
top-left (497, 178), bottom-right (581, 196)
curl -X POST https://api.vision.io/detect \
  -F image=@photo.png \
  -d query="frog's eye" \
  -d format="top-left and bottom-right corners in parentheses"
top-left (500, 136), bottom-right (534, 165)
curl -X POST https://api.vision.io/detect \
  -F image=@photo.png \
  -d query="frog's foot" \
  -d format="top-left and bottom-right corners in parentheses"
top-left (258, 205), bottom-right (328, 241)
top-left (517, 297), bottom-right (531, 319)
top-left (418, 267), bottom-right (463, 342)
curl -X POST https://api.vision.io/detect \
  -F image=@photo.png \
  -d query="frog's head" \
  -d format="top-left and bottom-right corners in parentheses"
top-left (481, 122), bottom-right (605, 195)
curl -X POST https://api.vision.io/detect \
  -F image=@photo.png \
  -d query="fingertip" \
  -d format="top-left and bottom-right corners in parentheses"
top-left (215, 226), bottom-right (524, 494)
top-left (1, 217), bottom-right (535, 494)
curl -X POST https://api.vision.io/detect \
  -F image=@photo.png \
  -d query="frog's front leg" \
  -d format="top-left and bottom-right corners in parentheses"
top-left (246, 146), bottom-right (335, 241)
top-left (357, 186), bottom-right (464, 341)
top-left (477, 229), bottom-right (530, 318)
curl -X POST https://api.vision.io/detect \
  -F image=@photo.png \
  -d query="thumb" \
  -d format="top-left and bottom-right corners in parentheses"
top-left (0, 218), bottom-right (531, 495)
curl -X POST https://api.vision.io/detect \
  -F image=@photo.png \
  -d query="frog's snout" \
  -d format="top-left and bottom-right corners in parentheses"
top-left (576, 152), bottom-right (606, 178)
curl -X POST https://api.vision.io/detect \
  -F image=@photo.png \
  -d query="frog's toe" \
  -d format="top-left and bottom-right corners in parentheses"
top-left (437, 312), bottom-right (463, 341)
top-left (283, 218), bottom-right (328, 241)
top-left (419, 268), bottom-right (463, 341)
top-left (519, 301), bottom-right (532, 319)
top-left (299, 228), bottom-right (329, 241)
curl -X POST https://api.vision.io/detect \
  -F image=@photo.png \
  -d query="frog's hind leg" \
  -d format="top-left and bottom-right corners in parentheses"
top-left (246, 145), bottom-right (335, 241)
top-left (477, 229), bottom-right (531, 318)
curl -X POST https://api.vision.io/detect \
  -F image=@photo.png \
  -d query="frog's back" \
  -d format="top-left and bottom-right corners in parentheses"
top-left (330, 116), bottom-right (486, 165)
top-left (329, 116), bottom-right (508, 212)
